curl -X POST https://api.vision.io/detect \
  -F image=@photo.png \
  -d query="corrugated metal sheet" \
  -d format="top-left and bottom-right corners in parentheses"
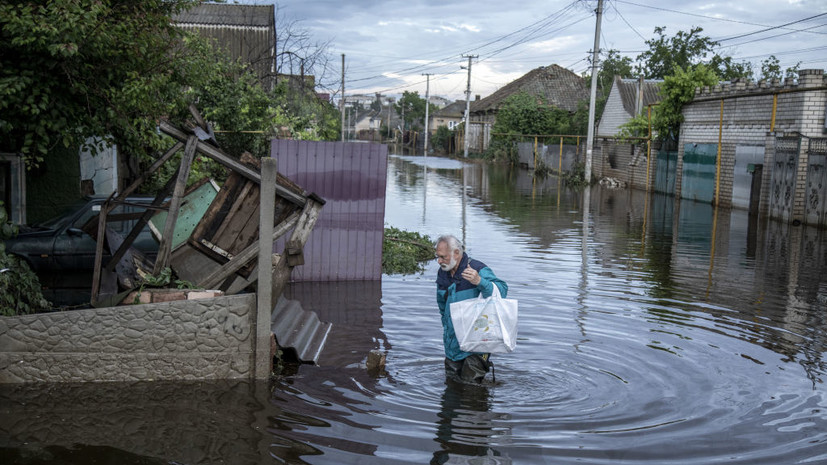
top-left (271, 295), bottom-right (332, 365)
top-left (174, 3), bottom-right (274, 27)
top-left (174, 3), bottom-right (275, 90)
top-left (272, 140), bottom-right (388, 281)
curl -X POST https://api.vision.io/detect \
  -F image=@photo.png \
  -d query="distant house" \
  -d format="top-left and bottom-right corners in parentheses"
top-left (174, 3), bottom-right (276, 91)
top-left (428, 96), bottom-right (452, 109)
top-left (597, 76), bottom-right (662, 138)
top-left (468, 64), bottom-right (588, 152)
top-left (430, 100), bottom-right (467, 133)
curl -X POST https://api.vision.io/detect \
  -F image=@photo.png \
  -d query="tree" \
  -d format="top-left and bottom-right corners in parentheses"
top-left (492, 92), bottom-right (574, 137)
top-left (0, 0), bottom-right (203, 166)
top-left (395, 91), bottom-right (435, 131)
top-left (274, 5), bottom-right (335, 93)
top-left (708, 55), bottom-right (754, 81)
top-left (597, 49), bottom-right (635, 96)
top-left (759, 55), bottom-right (801, 81)
top-left (621, 64), bottom-right (718, 143)
top-left (636, 26), bottom-right (719, 79)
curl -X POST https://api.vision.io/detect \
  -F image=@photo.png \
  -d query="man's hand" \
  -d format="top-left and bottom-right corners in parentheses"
top-left (461, 266), bottom-right (481, 285)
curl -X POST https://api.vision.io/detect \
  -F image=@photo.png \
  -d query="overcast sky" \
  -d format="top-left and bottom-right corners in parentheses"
top-left (243, 0), bottom-right (827, 101)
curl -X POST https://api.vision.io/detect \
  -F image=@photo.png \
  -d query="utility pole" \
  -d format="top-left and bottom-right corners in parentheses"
top-left (461, 55), bottom-right (477, 158)
top-left (422, 73), bottom-right (432, 157)
top-left (341, 53), bottom-right (345, 142)
top-left (585, 0), bottom-right (603, 183)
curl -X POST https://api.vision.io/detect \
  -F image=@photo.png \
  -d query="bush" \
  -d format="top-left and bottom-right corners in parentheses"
top-left (0, 202), bottom-right (49, 315)
top-left (382, 227), bottom-right (433, 275)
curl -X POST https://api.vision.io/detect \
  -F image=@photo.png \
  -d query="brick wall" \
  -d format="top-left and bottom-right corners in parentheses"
top-left (0, 294), bottom-right (260, 383)
top-left (678, 69), bottom-right (826, 217)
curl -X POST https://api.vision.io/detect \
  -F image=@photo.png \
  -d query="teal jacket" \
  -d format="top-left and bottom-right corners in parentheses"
top-left (436, 253), bottom-right (508, 361)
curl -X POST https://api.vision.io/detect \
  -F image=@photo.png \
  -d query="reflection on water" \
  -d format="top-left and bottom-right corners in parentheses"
top-left (2, 154), bottom-right (826, 464)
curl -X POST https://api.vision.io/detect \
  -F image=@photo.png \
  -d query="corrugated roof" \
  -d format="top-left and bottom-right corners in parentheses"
top-left (471, 64), bottom-right (588, 114)
top-left (614, 76), bottom-right (663, 115)
top-left (174, 3), bottom-right (274, 28)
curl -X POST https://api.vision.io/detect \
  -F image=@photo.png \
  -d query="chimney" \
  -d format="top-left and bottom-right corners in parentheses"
top-left (475, 95), bottom-right (481, 101)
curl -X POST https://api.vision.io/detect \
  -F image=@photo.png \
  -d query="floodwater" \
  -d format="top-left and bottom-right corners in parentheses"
top-left (2, 154), bottom-right (827, 464)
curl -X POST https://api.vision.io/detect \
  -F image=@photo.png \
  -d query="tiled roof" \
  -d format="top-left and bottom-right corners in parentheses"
top-left (471, 64), bottom-right (588, 114)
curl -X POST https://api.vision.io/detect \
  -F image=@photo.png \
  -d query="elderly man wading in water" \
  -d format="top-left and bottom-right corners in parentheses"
top-left (435, 234), bottom-right (508, 383)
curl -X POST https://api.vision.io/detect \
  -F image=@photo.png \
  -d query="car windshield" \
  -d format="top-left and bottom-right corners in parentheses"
top-left (31, 199), bottom-right (98, 230)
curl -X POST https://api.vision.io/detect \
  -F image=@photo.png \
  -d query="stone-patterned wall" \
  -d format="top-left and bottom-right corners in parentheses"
top-left (0, 294), bottom-right (258, 383)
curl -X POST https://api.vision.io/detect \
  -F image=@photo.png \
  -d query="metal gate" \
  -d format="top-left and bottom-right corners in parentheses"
top-left (805, 138), bottom-right (827, 227)
top-left (769, 136), bottom-right (800, 222)
top-left (681, 143), bottom-right (717, 203)
top-left (732, 145), bottom-right (764, 210)
top-left (654, 149), bottom-right (677, 195)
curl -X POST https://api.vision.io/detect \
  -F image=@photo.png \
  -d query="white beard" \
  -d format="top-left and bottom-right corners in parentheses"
top-left (440, 255), bottom-right (457, 272)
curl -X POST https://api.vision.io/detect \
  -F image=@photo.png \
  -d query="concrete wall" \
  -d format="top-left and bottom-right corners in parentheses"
top-left (0, 294), bottom-right (260, 383)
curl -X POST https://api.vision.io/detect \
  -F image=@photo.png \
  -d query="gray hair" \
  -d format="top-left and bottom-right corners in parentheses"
top-left (436, 234), bottom-right (463, 253)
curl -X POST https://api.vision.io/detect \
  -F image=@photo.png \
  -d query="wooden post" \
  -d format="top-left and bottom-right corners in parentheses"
top-left (256, 157), bottom-right (278, 379)
top-left (153, 135), bottom-right (197, 274)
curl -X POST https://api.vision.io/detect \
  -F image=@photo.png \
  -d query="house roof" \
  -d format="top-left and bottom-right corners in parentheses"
top-left (174, 3), bottom-right (274, 28)
top-left (433, 100), bottom-right (467, 118)
top-left (613, 76), bottom-right (663, 115)
top-left (471, 64), bottom-right (588, 114)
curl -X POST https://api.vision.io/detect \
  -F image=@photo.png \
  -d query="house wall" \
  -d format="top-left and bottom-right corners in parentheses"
top-left (0, 294), bottom-right (261, 384)
top-left (597, 87), bottom-right (631, 137)
top-left (676, 69), bottom-right (826, 222)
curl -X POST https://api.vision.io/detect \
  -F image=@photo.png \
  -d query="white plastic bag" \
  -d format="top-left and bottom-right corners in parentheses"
top-left (450, 284), bottom-right (517, 353)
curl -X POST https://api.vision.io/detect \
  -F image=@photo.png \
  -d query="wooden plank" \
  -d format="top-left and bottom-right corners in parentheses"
top-left (159, 120), bottom-right (307, 207)
top-left (105, 173), bottom-right (177, 272)
top-left (153, 136), bottom-right (197, 274)
top-left (117, 141), bottom-right (183, 200)
top-left (90, 193), bottom-right (117, 305)
top-left (270, 198), bottom-right (323, 305)
top-left (196, 211), bottom-right (300, 290)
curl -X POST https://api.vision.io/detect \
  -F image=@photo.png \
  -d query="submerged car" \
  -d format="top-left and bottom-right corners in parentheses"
top-left (4, 196), bottom-right (159, 306)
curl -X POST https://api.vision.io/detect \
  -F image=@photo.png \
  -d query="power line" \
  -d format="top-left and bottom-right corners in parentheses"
top-left (716, 12), bottom-right (827, 42)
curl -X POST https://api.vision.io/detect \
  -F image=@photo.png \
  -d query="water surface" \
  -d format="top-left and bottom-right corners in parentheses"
top-left (2, 154), bottom-right (825, 464)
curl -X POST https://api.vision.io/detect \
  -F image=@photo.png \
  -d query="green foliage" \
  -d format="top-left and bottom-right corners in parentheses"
top-left (431, 125), bottom-right (454, 153)
top-left (131, 267), bottom-right (194, 304)
top-left (759, 55), bottom-right (801, 81)
top-left (492, 92), bottom-right (575, 137)
top-left (636, 26), bottom-right (719, 79)
top-left (0, 202), bottom-right (50, 315)
top-left (382, 227), bottom-right (433, 275)
top-left (0, 0), bottom-right (201, 166)
top-left (654, 64), bottom-right (719, 141)
top-left (482, 139), bottom-right (518, 163)
top-left (395, 91), bottom-right (436, 131)
top-left (562, 161), bottom-right (590, 187)
top-left (708, 55), bottom-right (753, 81)
top-left (617, 114), bottom-right (651, 141)
top-left (619, 64), bottom-right (717, 143)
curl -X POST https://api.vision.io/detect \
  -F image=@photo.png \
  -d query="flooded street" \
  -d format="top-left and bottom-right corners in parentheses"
top-left (2, 154), bottom-right (827, 464)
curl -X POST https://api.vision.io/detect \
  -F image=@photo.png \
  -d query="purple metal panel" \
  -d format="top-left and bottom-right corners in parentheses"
top-left (271, 140), bottom-right (387, 281)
